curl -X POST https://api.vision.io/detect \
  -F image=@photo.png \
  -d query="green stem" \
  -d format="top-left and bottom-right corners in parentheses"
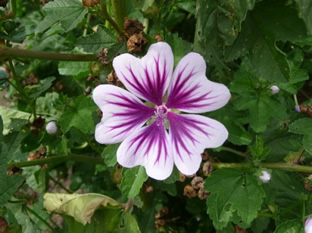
top-left (99, 1), bottom-right (122, 35)
top-left (9, 154), bottom-right (104, 168)
top-left (83, 13), bottom-right (91, 37)
top-left (213, 162), bottom-right (312, 173)
top-left (220, 146), bottom-right (248, 157)
top-left (0, 47), bottom-right (97, 61)
top-left (48, 174), bottom-right (73, 194)
top-left (111, 0), bottom-right (127, 32)
top-left (24, 206), bottom-right (55, 231)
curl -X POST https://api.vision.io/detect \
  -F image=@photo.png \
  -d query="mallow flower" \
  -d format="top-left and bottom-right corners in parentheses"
top-left (93, 42), bottom-right (230, 180)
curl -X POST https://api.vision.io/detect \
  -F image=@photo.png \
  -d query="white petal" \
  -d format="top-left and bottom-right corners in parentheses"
top-left (166, 52), bottom-right (230, 113)
top-left (117, 121), bottom-right (173, 180)
top-left (168, 113), bottom-right (228, 175)
top-left (93, 84), bottom-right (154, 144)
top-left (113, 42), bottom-right (174, 105)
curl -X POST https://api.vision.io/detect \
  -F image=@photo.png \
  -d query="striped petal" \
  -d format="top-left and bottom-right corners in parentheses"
top-left (93, 85), bottom-right (154, 144)
top-left (167, 112), bottom-right (228, 176)
top-left (166, 52), bottom-right (230, 113)
top-left (113, 42), bottom-right (174, 105)
top-left (117, 121), bottom-right (173, 180)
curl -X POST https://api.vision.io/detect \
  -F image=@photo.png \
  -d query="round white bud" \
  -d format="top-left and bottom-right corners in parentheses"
top-left (270, 85), bottom-right (280, 94)
top-left (259, 170), bottom-right (271, 183)
top-left (46, 121), bottom-right (58, 134)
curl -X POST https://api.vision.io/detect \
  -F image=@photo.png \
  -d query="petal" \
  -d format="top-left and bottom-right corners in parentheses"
top-left (166, 52), bottom-right (231, 113)
top-left (117, 121), bottom-right (173, 180)
top-left (167, 112), bottom-right (228, 175)
top-left (93, 84), bottom-right (154, 144)
top-left (113, 42), bottom-right (174, 105)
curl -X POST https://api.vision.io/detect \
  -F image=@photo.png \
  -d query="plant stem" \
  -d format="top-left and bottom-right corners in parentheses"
top-left (111, 0), bottom-right (127, 33)
top-left (48, 174), bottom-right (73, 194)
top-left (220, 146), bottom-right (248, 157)
top-left (9, 154), bottom-right (104, 168)
top-left (99, 1), bottom-right (122, 35)
top-left (213, 162), bottom-right (312, 173)
top-left (0, 47), bottom-right (97, 61)
top-left (24, 206), bottom-right (55, 231)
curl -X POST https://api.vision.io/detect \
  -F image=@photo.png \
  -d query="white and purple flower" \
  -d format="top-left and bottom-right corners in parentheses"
top-left (93, 42), bottom-right (230, 180)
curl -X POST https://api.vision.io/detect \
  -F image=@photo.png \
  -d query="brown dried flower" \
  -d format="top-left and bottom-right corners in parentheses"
top-left (183, 185), bottom-right (197, 198)
top-left (82, 0), bottom-right (99, 7)
top-left (191, 176), bottom-right (204, 190)
top-left (124, 18), bottom-right (144, 37)
top-left (127, 33), bottom-right (148, 53)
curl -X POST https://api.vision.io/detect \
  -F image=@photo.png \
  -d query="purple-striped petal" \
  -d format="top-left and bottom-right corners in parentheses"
top-left (117, 120), bottom-right (173, 180)
top-left (166, 52), bottom-right (230, 113)
top-left (167, 112), bottom-right (228, 175)
top-left (93, 84), bottom-right (154, 144)
top-left (113, 42), bottom-right (174, 105)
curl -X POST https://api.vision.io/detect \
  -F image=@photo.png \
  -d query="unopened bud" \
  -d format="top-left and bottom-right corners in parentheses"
top-left (295, 105), bottom-right (301, 112)
top-left (305, 216), bottom-right (312, 233)
top-left (270, 85), bottom-right (280, 94)
top-left (259, 170), bottom-right (271, 183)
top-left (46, 121), bottom-right (58, 134)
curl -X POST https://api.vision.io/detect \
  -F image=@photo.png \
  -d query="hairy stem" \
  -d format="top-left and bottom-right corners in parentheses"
top-left (220, 146), bottom-right (248, 157)
top-left (0, 47), bottom-right (97, 61)
top-left (9, 154), bottom-right (104, 168)
top-left (99, 1), bottom-right (122, 35)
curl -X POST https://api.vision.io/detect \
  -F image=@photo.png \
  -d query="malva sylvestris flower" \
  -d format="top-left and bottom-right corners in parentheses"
top-left (93, 42), bottom-right (230, 180)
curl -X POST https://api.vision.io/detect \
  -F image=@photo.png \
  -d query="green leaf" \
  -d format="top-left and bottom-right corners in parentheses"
top-left (60, 95), bottom-right (97, 134)
top-left (43, 193), bottom-right (121, 225)
top-left (115, 212), bottom-right (141, 233)
top-left (295, 0), bottom-right (312, 35)
top-left (35, 0), bottom-right (87, 33)
top-left (58, 62), bottom-right (90, 79)
top-left (225, 0), bottom-right (307, 83)
top-left (249, 136), bottom-right (271, 160)
top-left (120, 166), bottom-right (148, 199)
top-left (289, 118), bottom-right (312, 135)
top-left (105, 42), bottom-right (127, 62)
top-left (77, 26), bottom-right (117, 53)
top-left (225, 122), bottom-right (253, 146)
top-left (28, 76), bottom-right (56, 98)
top-left (274, 219), bottom-right (304, 233)
top-left (0, 70), bottom-right (9, 90)
top-left (101, 144), bottom-right (119, 167)
top-left (194, 0), bottom-right (255, 66)
top-left (205, 169), bottom-right (265, 230)
top-left (0, 144), bottom-right (24, 205)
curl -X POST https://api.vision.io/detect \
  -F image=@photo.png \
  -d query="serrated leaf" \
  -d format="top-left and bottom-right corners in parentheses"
top-left (44, 193), bottom-right (121, 225)
top-left (77, 26), bottom-right (117, 53)
top-left (289, 118), bottom-right (312, 135)
top-left (0, 144), bottom-right (24, 205)
top-left (274, 219), bottom-right (304, 233)
top-left (60, 95), bottom-right (97, 134)
top-left (205, 169), bottom-right (265, 230)
top-left (295, 0), bottom-right (312, 35)
top-left (35, 0), bottom-right (87, 33)
top-left (101, 144), bottom-right (119, 167)
top-left (58, 61), bottom-right (90, 79)
top-left (120, 166), bottom-right (148, 199)
top-left (225, 0), bottom-right (307, 83)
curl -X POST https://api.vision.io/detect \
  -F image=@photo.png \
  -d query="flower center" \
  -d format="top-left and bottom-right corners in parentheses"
top-left (154, 105), bottom-right (168, 120)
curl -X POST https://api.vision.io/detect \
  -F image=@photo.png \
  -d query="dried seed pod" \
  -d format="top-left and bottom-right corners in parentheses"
top-left (144, 185), bottom-right (154, 193)
top-left (300, 104), bottom-right (312, 117)
top-left (191, 176), bottom-right (204, 190)
top-left (124, 18), bottom-right (144, 37)
top-left (202, 161), bottom-right (213, 176)
top-left (84, 86), bottom-right (92, 96)
top-left (304, 174), bottom-right (312, 191)
top-left (82, 0), bottom-right (99, 7)
top-left (197, 188), bottom-right (209, 200)
top-left (38, 146), bottom-right (47, 156)
top-left (183, 185), bottom-right (197, 198)
top-left (201, 149), bottom-right (209, 161)
top-left (98, 48), bottom-right (110, 66)
top-left (153, 34), bottom-right (163, 42)
top-left (127, 33), bottom-right (148, 53)
top-left (179, 172), bottom-right (186, 182)
top-left (107, 71), bottom-right (123, 87)
top-left (7, 166), bottom-right (23, 175)
top-left (0, 217), bottom-right (8, 233)
top-left (235, 225), bottom-right (247, 233)
top-left (28, 151), bottom-right (41, 161)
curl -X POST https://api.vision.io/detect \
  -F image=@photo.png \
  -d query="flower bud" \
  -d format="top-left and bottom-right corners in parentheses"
top-left (270, 85), bottom-right (280, 94)
top-left (295, 105), bottom-right (301, 112)
top-left (305, 216), bottom-right (312, 233)
top-left (46, 121), bottom-right (58, 134)
top-left (259, 170), bottom-right (271, 183)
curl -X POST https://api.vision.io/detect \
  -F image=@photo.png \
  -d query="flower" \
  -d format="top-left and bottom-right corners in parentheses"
top-left (305, 216), bottom-right (312, 233)
top-left (259, 170), bottom-right (271, 183)
top-left (46, 121), bottom-right (58, 134)
top-left (270, 85), bottom-right (279, 95)
top-left (93, 42), bottom-right (230, 180)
